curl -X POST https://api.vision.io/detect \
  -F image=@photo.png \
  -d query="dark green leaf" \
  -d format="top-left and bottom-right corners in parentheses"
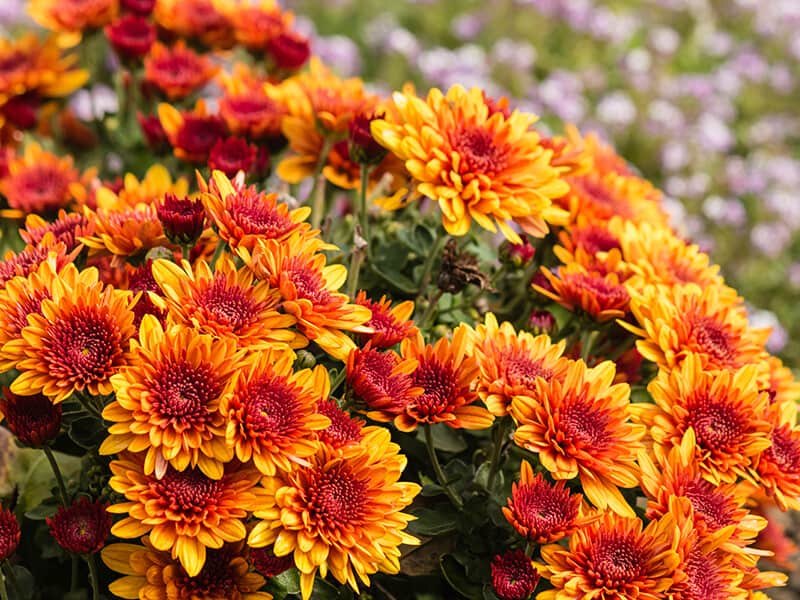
top-left (440, 554), bottom-right (482, 599)
top-left (6, 564), bottom-right (35, 600)
top-left (418, 424), bottom-right (467, 453)
top-left (68, 416), bottom-right (106, 450)
top-left (408, 507), bottom-right (460, 536)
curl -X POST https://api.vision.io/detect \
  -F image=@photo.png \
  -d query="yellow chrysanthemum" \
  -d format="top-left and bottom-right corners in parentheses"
top-left (535, 262), bottom-right (631, 321)
top-left (247, 427), bottom-right (420, 600)
top-left (95, 164), bottom-right (188, 210)
top-left (28, 0), bottom-right (118, 46)
top-left (151, 255), bottom-right (300, 349)
top-left (100, 316), bottom-right (245, 479)
top-left (371, 85), bottom-right (569, 243)
top-left (510, 359), bottom-right (644, 516)
top-left (469, 312), bottom-right (569, 417)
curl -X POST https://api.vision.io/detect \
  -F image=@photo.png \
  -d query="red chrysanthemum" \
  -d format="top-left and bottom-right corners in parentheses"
top-left (266, 31), bottom-right (311, 70)
top-left (0, 508), bottom-right (20, 561)
top-left (346, 345), bottom-right (421, 422)
top-left (47, 497), bottom-right (112, 555)
top-left (137, 112), bottom-right (169, 152)
top-left (355, 291), bottom-right (417, 349)
top-left (156, 193), bottom-right (206, 246)
top-left (348, 112), bottom-right (388, 166)
top-left (144, 41), bottom-right (218, 100)
top-left (105, 15), bottom-right (155, 59)
top-left (250, 547), bottom-right (294, 578)
top-left (208, 137), bottom-right (257, 178)
top-left (491, 549), bottom-right (540, 600)
top-left (0, 389), bottom-right (62, 446)
top-left (159, 101), bottom-right (227, 163)
top-left (315, 399), bottom-right (364, 450)
top-left (121, 0), bottom-right (154, 15)
top-left (219, 90), bottom-right (286, 141)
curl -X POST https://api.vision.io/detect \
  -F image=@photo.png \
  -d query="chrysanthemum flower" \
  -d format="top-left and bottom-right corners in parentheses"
top-left (214, 0), bottom-right (292, 50)
top-left (105, 14), bottom-right (155, 60)
top-left (4, 266), bottom-right (136, 403)
top-left (95, 164), bottom-right (189, 210)
top-left (502, 460), bottom-right (595, 544)
top-left (0, 509), bottom-right (20, 561)
top-left (144, 41), bottom-right (218, 100)
top-left (633, 354), bottom-right (772, 485)
top-left (315, 399), bottom-right (365, 450)
top-left (0, 234), bottom-right (76, 288)
top-left (623, 283), bottom-right (769, 372)
top-left (490, 549), bottom-right (540, 600)
top-left (535, 263), bottom-right (630, 321)
top-left (102, 538), bottom-right (271, 600)
top-left (158, 100), bottom-right (227, 163)
top-left (510, 359), bottom-right (644, 516)
top-left (47, 497), bottom-right (111, 555)
top-left (346, 345), bottom-right (422, 422)
top-left (755, 402), bottom-right (800, 511)
top-left (371, 85), bottom-right (569, 243)
top-left (153, 0), bottom-right (234, 48)
top-left (199, 170), bottom-right (311, 252)
top-left (151, 256), bottom-right (299, 349)
top-left (394, 326), bottom-right (492, 432)
top-left (0, 389), bottom-right (62, 446)
top-left (537, 509), bottom-right (682, 600)
top-left (219, 346), bottom-right (330, 476)
top-left (247, 428), bottom-right (420, 600)
top-left (28, 0), bottom-right (118, 45)
top-left (156, 193), bottom-right (206, 246)
top-left (0, 142), bottom-right (93, 215)
top-left (108, 452), bottom-right (259, 576)
top-left (250, 546), bottom-right (294, 578)
top-left (470, 313), bottom-right (569, 417)
top-left (354, 291), bottom-right (417, 349)
top-left (759, 354), bottom-right (800, 406)
top-left (218, 86), bottom-right (287, 141)
top-left (242, 231), bottom-right (372, 361)
top-left (539, 125), bottom-right (593, 178)
top-left (19, 210), bottom-right (94, 251)
top-left (208, 136), bottom-right (258, 178)
top-left (126, 260), bottom-right (167, 328)
top-left (100, 316), bottom-right (244, 479)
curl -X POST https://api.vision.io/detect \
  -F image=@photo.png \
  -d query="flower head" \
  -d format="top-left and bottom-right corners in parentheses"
top-left (755, 402), bottom-right (800, 511)
top-left (156, 193), bottom-right (206, 246)
top-left (220, 0), bottom-right (293, 51)
top-left (0, 509), bottom-right (20, 561)
top-left (354, 291), bottom-right (417, 349)
top-left (315, 399), bottom-right (365, 450)
top-left (346, 345), bottom-right (422, 422)
top-left (47, 497), bottom-right (111, 555)
top-left (219, 87), bottom-right (286, 140)
top-left (371, 85), bottom-right (569, 242)
top-left (19, 210), bottom-right (94, 251)
top-left (250, 547), bottom-right (293, 578)
top-left (29, 0), bottom-right (118, 40)
top-left (267, 31), bottom-right (311, 70)
top-left (105, 15), bottom-right (155, 60)
top-left (535, 263), bottom-right (630, 321)
top-left (491, 549), bottom-right (540, 600)
top-left (144, 41), bottom-right (218, 100)
top-left (348, 112), bottom-right (388, 165)
top-left (127, 260), bottom-right (167, 328)
top-left (153, 0), bottom-right (233, 48)
top-left (0, 389), bottom-right (62, 446)
top-left (208, 136), bottom-right (257, 178)
top-left (159, 101), bottom-right (226, 163)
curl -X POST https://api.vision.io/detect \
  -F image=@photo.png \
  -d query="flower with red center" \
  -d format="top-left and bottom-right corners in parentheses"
top-left (537, 510), bottom-right (682, 600)
top-left (0, 508), bottom-right (20, 561)
top-left (247, 428), bottom-right (420, 600)
top-left (758, 354), bottom-right (800, 406)
top-left (154, 0), bottom-right (234, 48)
top-left (535, 263), bottom-right (631, 321)
top-left (503, 460), bottom-right (595, 544)
top-left (47, 497), bottom-right (111, 555)
top-left (242, 231), bottom-right (372, 361)
top-left (395, 325), bottom-right (492, 432)
top-left (250, 546), bottom-right (293, 578)
top-left (755, 402), bottom-right (800, 511)
top-left (105, 15), bottom-right (155, 60)
top-left (267, 31), bottom-right (311, 70)
top-left (121, 0), bottom-right (154, 15)
top-left (0, 235), bottom-right (76, 288)
top-left (219, 0), bottom-right (292, 50)
top-left (348, 112), bottom-right (388, 165)
top-left (0, 389), bottom-right (62, 446)
top-left (103, 539), bottom-right (271, 600)
top-left (208, 137), bottom-right (257, 178)
top-left (20, 210), bottom-right (94, 251)
top-left (4, 266), bottom-right (135, 403)
top-left (553, 218), bottom-right (623, 274)
top-left (354, 290), bottom-right (417, 349)
top-left (470, 313), bottom-right (569, 417)
top-left (144, 41), bottom-right (218, 100)
top-left (371, 85), bottom-right (569, 243)
top-left (151, 255), bottom-right (299, 349)
top-left (538, 126), bottom-right (594, 177)
top-left (510, 359), bottom-right (644, 516)
top-left (0, 142), bottom-right (93, 215)
top-left (199, 170), bottom-right (310, 252)
top-left (156, 193), bottom-right (206, 246)
top-left (158, 101), bottom-right (227, 163)
top-left (346, 345), bottom-right (422, 421)
top-left (29, 0), bottom-right (118, 40)
top-left (622, 283), bottom-right (769, 372)
top-left (219, 88), bottom-right (287, 140)
top-left (219, 346), bottom-right (330, 476)
top-left (127, 260), bottom-right (167, 328)
top-left (491, 549), bottom-right (540, 600)
top-left (633, 354), bottom-right (772, 485)
top-left (137, 112), bottom-right (169, 152)
top-left (100, 316), bottom-right (244, 479)
top-left (528, 310), bottom-right (556, 334)
top-left (315, 399), bottom-right (365, 450)
top-left (108, 452), bottom-right (259, 577)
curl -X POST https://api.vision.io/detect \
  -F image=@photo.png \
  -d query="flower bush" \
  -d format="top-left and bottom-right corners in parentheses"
top-left (0, 1), bottom-right (797, 600)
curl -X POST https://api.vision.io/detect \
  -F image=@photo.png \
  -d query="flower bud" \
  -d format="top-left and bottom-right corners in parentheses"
top-left (156, 193), bottom-right (206, 246)
top-left (0, 389), bottom-right (62, 446)
top-left (266, 31), bottom-right (311, 71)
top-left (528, 310), bottom-right (556, 334)
top-left (491, 549), bottom-right (540, 600)
top-left (0, 509), bottom-right (20, 561)
top-left (47, 497), bottom-right (112, 555)
top-left (105, 15), bottom-right (156, 60)
top-left (349, 113), bottom-right (388, 165)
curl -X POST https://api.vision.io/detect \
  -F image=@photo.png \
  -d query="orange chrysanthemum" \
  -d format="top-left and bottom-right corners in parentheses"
top-left (395, 325), bottom-right (493, 432)
top-left (314, 399), bottom-right (368, 451)
top-left (247, 428), bottom-right (420, 600)
top-left (95, 164), bottom-right (189, 210)
top-left (218, 81), bottom-right (287, 140)
top-left (144, 41), bottom-right (219, 101)
top-left (0, 143), bottom-right (93, 216)
top-left (537, 509), bottom-right (682, 600)
top-left (539, 124), bottom-right (593, 178)
top-left (28, 0), bottom-right (118, 44)
top-left (510, 359), bottom-right (644, 516)
top-left (553, 217), bottom-right (622, 273)
top-left (241, 231), bottom-right (372, 361)
top-left (216, 0), bottom-right (293, 50)
top-left (755, 402), bottom-right (800, 511)
top-left (371, 85), bottom-right (569, 243)
top-left (470, 312), bottom-right (569, 416)
top-left (502, 460), bottom-right (596, 544)
top-left (3, 264), bottom-right (135, 403)
top-left (102, 539), bottom-right (271, 600)
top-left (100, 316), bottom-right (244, 479)
top-left (153, 0), bottom-right (234, 49)
top-left (220, 346), bottom-right (330, 476)
top-left (19, 210), bottom-right (94, 251)
top-left (0, 234), bottom-right (76, 287)
top-left (151, 256), bottom-right (300, 349)
top-left (199, 170), bottom-right (310, 252)
top-left (535, 263), bottom-right (630, 321)
top-left (346, 345), bottom-right (422, 422)
top-left (108, 453), bottom-right (259, 577)
top-left (623, 283), bottom-right (769, 372)
top-left (633, 355), bottom-right (772, 485)
top-left (354, 291), bottom-right (417, 349)
top-left (760, 354), bottom-right (800, 406)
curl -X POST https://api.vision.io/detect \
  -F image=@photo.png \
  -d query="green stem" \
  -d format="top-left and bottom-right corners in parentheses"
top-left (330, 368), bottom-right (347, 397)
top-left (346, 236), bottom-right (365, 299)
top-left (43, 446), bottom-right (69, 505)
top-left (486, 418), bottom-right (510, 491)
top-left (417, 289), bottom-right (444, 330)
top-left (2, 563), bottom-right (20, 600)
top-left (210, 238), bottom-right (226, 269)
top-left (309, 139), bottom-right (334, 230)
top-left (415, 231), bottom-right (448, 303)
top-left (87, 554), bottom-right (101, 600)
top-left (358, 164), bottom-right (370, 257)
top-left (71, 555), bottom-right (79, 593)
top-left (0, 568), bottom-right (8, 600)
top-left (580, 330), bottom-right (600, 363)
top-left (524, 541), bottom-right (534, 557)
top-left (423, 425), bottom-right (463, 510)
top-left (181, 244), bottom-right (190, 262)
top-left (75, 392), bottom-right (103, 420)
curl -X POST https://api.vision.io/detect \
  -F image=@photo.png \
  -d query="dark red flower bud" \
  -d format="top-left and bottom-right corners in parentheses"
top-left (266, 31), bottom-right (311, 71)
top-left (500, 239), bottom-right (535, 266)
top-left (175, 115), bottom-right (226, 163)
top-left (137, 112), bottom-right (169, 152)
top-left (105, 15), bottom-right (156, 60)
top-left (491, 549), bottom-right (540, 600)
top-left (156, 193), bottom-right (206, 246)
top-left (2, 93), bottom-right (39, 130)
top-left (0, 389), bottom-right (62, 446)
top-left (0, 509), bottom-right (20, 561)
top-left (250, 547), bottom-right (294, 578)
top-left (208, 136), bottom-right (257, 178)
top-left (121, 0), bottom-right (155, 15)
top-left (348, 112), bottom-right (387, 166)
top-left (528, 309), bottom-right (556, 334)
top-left (47, 497), bottom-right (112, 555)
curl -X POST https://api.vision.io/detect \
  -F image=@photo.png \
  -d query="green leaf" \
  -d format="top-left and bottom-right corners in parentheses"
top-left (6, 564), bottom-right (35, 600)
top-left (9, 449), bottom-right (80, 512)
top-left (266, 568), bottom-right (301, 599)
top-left (417, 424), bottom-right (468, 453)
top-left (369, 263), bottom-right (418, 294)
top-left (67, 415), bottom-right (106, 449)
top-left (24, 496), bottom-right (60, 520)
top-left (408, 507), bottom-right (460, 536)
top-left (440, 554), bottom-right (482, 599)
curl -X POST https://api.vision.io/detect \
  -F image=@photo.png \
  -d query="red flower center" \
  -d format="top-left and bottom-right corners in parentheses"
top-left (573, 226), bottom-right (620, 254)
top-left (155, 467), bottom-right (223, 510)
top-left (307, 464), bottom-right (367, 526)
top-left (9, 288), bottom-right (50, 336)
top-left (683, 548), bottom-right (728, 600)
top-left (226, 190), bottom-right (295, 237)
top-left (177, 546), bottom-right (237, 596)
top-left (683, 479), bottom-right (735, 530)
top-left (285, 260), bottom-right (332, 305)
top-left (589, 533), bottom-right (645, 585)
top-left (569, 273), bottom-right (629, 306)
top-left (348, 349), bottom-right (412, 413)
top-left (240, 376), bottom-right (301, 436)
top-left (453, 126), bottom-right (508, 174)
top-left (511, 478), bottom-right (577, 538)
top-left (0, 245), bottom-right (51, 285)
top-left (686, 396), bottom-right (744, 453)
top-left (250, 547), bottom-right (293, 578)
top-left (691, 317), bottom-right (734, 365)
top-left (150, 360), bottom-right (219, 421)
top-left (571, 176), bottom-right (634, 219)
top-left (561, 401), bottom-right (610, 449)
top-left (412, 358), bottom-right (457, 418)
top-left (766, 426), bottom-right (800, 473)
top-left (316, 400), bottom-right (362, 448)
top-left (196, 276), bottom-right (259, 333)
top-left (0, 509), bottom-right (20, 561)
top-left (176, 116), bottom-right (225, 157)
top-left (502, 351), bottom-right (553, 389)
top-left (22, 212), bottom-right (90, 249)
top-left (7, 165), bottom-right (72, 212)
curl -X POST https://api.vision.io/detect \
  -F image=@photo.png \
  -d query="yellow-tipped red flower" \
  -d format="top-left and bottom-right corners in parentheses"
top-left (144, 41), bottom-right (218, 100)
top-left (354, 291), bottom-right (417, 349)
top-left (535, 262), bottom-right (631, 321)
top-left (755, 402), bottom-right (800, 511)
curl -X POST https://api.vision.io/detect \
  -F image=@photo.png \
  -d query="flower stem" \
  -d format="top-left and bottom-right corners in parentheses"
top-left (417, 289), bottom-right (443, 330)
top-left (487, 417), bottom-right (510, 491)
top-left (309, 139), bottom-right (333, 230)
top-left (87, 554), bottom-right (101, 600)
top-left (2, 562), bottom-right (20, 600)
top-left (423, 425), bottom-right (463, 510)
top-left (415, 231), bottom-right (448, 306)
top-left (43, 446), bottom-right (69, 505)
top-left (71, 555), bottom-right (79, 593)
top-left (210, 238), bottom-right (226, 269)
top-left (346, 235), bottom-right (366, 299)
top-left (580, 329), bottom-right (600, 363)
top-left (358, 164), bottom-right (370, 257)
top-left (0, 569), bottom-right (8, 600)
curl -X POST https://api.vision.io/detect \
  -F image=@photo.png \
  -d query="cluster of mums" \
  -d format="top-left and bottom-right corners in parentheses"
top-left (0, 0), bottom-right (798, 599)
